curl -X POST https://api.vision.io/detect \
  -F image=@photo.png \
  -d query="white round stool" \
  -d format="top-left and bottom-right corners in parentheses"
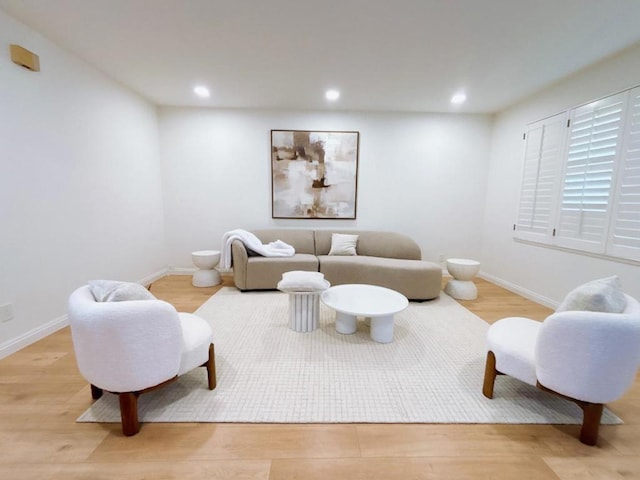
top-left (444, 258), bottom-right (480, 300)
top-left (192, 250), bottom-right (221, 287)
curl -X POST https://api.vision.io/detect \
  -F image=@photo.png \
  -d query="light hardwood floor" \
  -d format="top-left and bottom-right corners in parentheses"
top-left (1, 276), bottom-right (638, 479)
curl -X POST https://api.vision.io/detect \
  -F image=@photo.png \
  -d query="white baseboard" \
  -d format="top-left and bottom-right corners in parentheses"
top-left (479, 271), bottom-right (558, 309)
top-left (166, 267), bottom-right (233, 279)
top-left (168, 267), bottom-right (197, 275)
top-left (0, 314), bottom-right (69, 360)
top-left (139, 268), bottom-right (169, 286)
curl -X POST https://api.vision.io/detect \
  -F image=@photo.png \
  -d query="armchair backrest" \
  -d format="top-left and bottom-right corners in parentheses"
top-left (535, 294), bottom-right (640, 404)
top-left (68, 286), bottom-right (183, 392)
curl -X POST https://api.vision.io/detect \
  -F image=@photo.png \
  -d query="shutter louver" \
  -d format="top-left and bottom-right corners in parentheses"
top-left (608, 87), bottom-right (640, 260)
top-left (555, 93), bottom-right (627, 253)
top-left (515, 114), bottom-right (565, 243)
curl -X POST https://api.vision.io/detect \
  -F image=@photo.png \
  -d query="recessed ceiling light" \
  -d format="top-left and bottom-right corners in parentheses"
top-left (451, 92), bottom-right (467, 105)
top-left (325, 89), bottom-right (340, 101)
top-left (194, 85), bottom-right (210, 98)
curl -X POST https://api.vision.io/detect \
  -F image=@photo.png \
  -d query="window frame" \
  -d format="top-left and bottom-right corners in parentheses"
top-left (514, 85), bottom-right (640, 264)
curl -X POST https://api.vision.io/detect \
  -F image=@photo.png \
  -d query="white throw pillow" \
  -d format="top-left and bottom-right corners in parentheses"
top-left (277, 271), bottom-right (330, 292)
top-left (556, 275), bottom-right (626, 313)
top-left (328, 233), bottom-right (358, 256)
top-left (88, 280), bottom-right (156, 302)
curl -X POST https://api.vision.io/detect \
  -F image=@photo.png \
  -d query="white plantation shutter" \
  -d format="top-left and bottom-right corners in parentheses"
top-left (515, 113), bottom-right (566, 243)
top-left (516, 86), bottom-right (640, 263)
top-left (607, 86), bottom-right (640, 260)
top-left (555, 92), bottom-right (627, 253)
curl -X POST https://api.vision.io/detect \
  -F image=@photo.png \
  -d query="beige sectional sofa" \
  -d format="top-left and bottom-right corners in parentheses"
top-left (230, 229), bottom-right (442, 300)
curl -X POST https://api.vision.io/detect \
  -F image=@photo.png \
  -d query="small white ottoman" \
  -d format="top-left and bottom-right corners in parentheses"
top-left (444, 258), bottom-right (480, 300)
top-left (192, 250), bottom-right (221, 287)
top-left (277, 271), bottom-right (330, 333)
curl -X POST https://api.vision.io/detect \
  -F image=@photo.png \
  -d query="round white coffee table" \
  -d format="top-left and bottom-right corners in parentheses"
top-left (192, 250), bottom-right (221, 287)
top-left (321, 284), bottom-right (409, 343)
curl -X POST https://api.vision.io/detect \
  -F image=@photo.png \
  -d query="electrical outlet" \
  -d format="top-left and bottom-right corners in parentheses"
top-left (438, 253), bottom-right (445, 264)
top-left (0, 303), bottom-right (14, 323)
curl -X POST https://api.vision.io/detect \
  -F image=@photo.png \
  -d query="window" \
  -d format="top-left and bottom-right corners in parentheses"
top-left (515, 86), bottom-right (640, 262)
top-left (609, 87), bottom-right (640, 261)
top-left (515, 113), bottom-right (566, 243)
top-left (555, 92), bottom-right (626, 253)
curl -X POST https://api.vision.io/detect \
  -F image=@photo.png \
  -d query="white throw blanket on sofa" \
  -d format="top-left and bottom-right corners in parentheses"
top-left (220, 229), bottom-right (295, 270)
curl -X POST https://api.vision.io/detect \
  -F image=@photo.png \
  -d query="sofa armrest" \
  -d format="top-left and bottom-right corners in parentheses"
top-left (231, 240), bottom-right (249, 290)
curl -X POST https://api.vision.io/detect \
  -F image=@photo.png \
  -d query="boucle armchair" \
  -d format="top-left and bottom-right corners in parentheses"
top-left (68, 285), bottom-right (216, 436)
top-left (483, 291), bottom-right (640, 445)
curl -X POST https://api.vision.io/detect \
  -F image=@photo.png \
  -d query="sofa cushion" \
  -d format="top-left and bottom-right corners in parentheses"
top-left (244, 254), bottom-right (319, 290)
top-left (328, 233), bottom-right (358, 256)
top-left (318, 255), bottom-right (442, 300)
top-left (314, 230), bottom-right (422, 260)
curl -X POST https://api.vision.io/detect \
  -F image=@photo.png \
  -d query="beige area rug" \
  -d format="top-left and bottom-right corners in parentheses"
top-left (78, 288), bottom-right (621, 425)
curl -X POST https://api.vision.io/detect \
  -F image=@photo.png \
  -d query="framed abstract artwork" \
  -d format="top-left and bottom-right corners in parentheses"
top-left (271, 129), bottom-right (359, 219)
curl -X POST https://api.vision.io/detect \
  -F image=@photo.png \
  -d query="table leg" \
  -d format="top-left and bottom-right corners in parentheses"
top-left (335, 312), bottom-right (357, 334)
top-left (370, 315), bottom-right (394, 343)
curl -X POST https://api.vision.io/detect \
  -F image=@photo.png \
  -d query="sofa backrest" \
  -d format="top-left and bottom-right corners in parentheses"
top-left (251, 229), bottom-right (316, 254)
top-left (313, 230), bottom-right (422, 260)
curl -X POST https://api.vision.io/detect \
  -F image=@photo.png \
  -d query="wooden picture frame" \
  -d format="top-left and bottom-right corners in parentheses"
top-left (271, 129), bottom-right (359, 219)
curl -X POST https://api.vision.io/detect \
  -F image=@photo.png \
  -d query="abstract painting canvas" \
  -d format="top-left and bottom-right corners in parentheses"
top-left (271, 130), bottom-right (359, 219)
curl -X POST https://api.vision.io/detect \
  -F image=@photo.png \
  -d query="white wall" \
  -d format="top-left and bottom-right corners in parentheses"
top-left (159, 108), bottom-right (493, 269)
top-left (482, 43), bottom-right (640, 305)
top-left (0, 11), bottom-right (167, 354)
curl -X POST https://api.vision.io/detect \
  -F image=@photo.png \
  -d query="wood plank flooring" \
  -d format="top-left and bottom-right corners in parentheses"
top-left (0, 275), bottom-right (638, 479)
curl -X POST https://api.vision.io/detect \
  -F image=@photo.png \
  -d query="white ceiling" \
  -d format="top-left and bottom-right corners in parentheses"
top-left (2, 0), bottom-right (640, 113)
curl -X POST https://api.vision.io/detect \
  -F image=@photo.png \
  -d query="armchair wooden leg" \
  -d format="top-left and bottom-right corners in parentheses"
top-left (578, 402), bottom-right (604, 446)
top-left (482, 351), bottom-right (497, 399)
top-left (90, 384), bottom-right (103, 400)
top-left (119, 392), bottom-right (140, 436)
top-left (537, 381), bottom-right (604, 446)
top-left (206, 343), bottom-right (217, 390)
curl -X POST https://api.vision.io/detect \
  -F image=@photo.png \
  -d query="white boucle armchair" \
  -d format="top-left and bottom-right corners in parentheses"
top-left (483, 293), bottom-right (640, 445)
top-left (68, 285), bottom-right (216, 436)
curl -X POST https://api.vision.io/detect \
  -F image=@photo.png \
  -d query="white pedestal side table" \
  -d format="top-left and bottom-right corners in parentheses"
top-left (444, 258), bottom-right (480, 300)
top-left (277, 271), bottom-right (330, 333)
top-left (287, 291), bottom-right (323, 332)
top-left (192, 250), bottom-right (221, 287)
